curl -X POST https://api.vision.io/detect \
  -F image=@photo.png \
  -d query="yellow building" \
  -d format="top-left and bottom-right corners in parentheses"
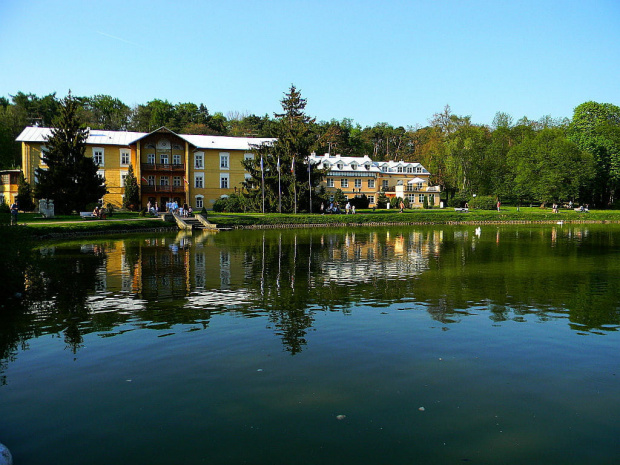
top-left (309, 153), bottom-right (442, 208)
top-left (0, 169), bottom-right (20, 206)
top-left (16, 126), bottom-right (274, 210)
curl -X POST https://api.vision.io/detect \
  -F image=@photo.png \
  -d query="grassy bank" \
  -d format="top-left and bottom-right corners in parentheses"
top-left (206, 206), bottom-right (620, 227)
top-left (2, 206), bottom-right (619, 237)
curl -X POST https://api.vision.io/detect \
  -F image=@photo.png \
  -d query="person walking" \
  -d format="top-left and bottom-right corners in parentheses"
top-left (497, 200), bottom-right (501, 212)
top-left (10, 201), bottom-right (18, 225)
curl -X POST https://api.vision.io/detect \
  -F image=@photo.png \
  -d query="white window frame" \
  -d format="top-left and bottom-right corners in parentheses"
top-left (327, 178), bottom-right (334, 188)
top-left (368, 179), bottom-right (375, 188)
top-left (173, 154), bottom-right (181, 165)
top-left (147, 175), bottom-right (155, 186)
top-left (368, 195), bottom-right (375, 204)
top-left (160, 176), bottom-right (169, 186)
top-left (418, 194), bottom-right (425, 203)
top-left (120, 170), bottom-right (129, 186)
top-left (382, 180), bottom-right (389, 189)
top-left (406, 166), bottom-right (413, 173)
top-left (354, 179), bottom-right (362, 188)
top-left (92, 147), bottom-right (104, 167)
top-left (195, 195), bottom-right (204, 209)
top-left (194, 174), bottom-right (204, 189)
top-left (220, 152), bottom-right (230, 169)
top-left (244, 153), bottom-right (254, 161)
top-left (160, 153), bottom-right (169, 165)
top-left (220, 173), bottom-right (229, 189)
top-left (147, 153), bottom-right (155, 164)
top-left (194, 152), bottom-right (204, 169)
top-left (97, 169), bottom-right (105, 181)
top-left (341, 179), bottom-right (348, 188)
top-left (120, 149), bottom-right (130, 166)
top-left (173, 176), bottom-right (182, 187)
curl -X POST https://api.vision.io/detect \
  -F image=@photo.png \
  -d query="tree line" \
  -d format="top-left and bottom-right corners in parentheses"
top-left (1, 90), bottom-right (619, 207)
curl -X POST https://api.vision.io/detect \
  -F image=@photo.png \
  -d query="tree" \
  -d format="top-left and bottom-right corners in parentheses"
top-left (243, 85), bottom-right (320, 213)
top-left (83, 95), bottom-right (130, 130)
top-left (34, 93), bottom-right (107, 214)
top-left (123, 164), bottom-right (140, 210)
top-left (568, 101), bottom-right (620, 206)
top-left (16, 172), bottom-right (35, 211)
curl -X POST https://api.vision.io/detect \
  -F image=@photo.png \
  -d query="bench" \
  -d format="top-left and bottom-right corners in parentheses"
top-left (80, 211), bottom-right (96, 219)
top-left (454, 207), bottom-right (469, 212)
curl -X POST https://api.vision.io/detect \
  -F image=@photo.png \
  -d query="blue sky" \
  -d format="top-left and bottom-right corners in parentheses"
top-left (1, 0), bottom-right (618, 128)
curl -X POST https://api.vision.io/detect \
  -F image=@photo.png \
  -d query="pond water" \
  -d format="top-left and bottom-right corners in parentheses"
top-left (1, 225), bottom-right (619, 464)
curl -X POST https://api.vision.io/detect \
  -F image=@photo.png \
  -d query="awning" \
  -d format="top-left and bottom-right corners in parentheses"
top-left (407, 177), bottom-right (425, 184)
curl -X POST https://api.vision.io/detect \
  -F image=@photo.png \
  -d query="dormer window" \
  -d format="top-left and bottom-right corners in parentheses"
top-left (397, 166), bottom-right (403, 173)
top-left (382, 166), bottom-right (388, 172)
top-left (351, 163), bottom-right (357, 170)
top-left (406, 166), bottom-right (413, 173)
top-left (337, 163), bottom-right (344, 170)
top-left (365, 163), bottom-right (371, 170)
top-left (323, 162), bottom-right (330, 170)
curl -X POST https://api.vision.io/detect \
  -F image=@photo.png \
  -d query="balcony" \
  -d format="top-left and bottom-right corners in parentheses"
top-left (141, 163), bottom-right (185, 172)
top-left (141, 185), bottom-right (186, 194)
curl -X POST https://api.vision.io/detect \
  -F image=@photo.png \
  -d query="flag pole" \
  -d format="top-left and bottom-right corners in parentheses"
top-left (308, 159), bottom-right (312, 213)
top-left (277, 155), bottom-right (281, 213)
top-left (261, 155), bottom-right (265, 214)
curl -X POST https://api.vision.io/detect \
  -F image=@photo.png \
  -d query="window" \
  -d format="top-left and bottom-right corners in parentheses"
top-left (244, 153), bottom-right (254, 161)
top-left (92, 148), bottom-right (104, 166)
top-left (194, 174), bottom-right (204, 188)
top-left (351, 163), bottom-right (357, 170)
top-left (397, 166), bottom-right (403, 173)
top-left (428, 194), bottom-right (435, 205)
top-left (220, 173), bottom-right (229, 189)
top-left (147, 175), bottom-right (155, 185)
top-left (365, 163), bottom-right (371, 170)
top-left (173, 154), bottom-right (181, 165)
top-left (368, 179), bottom-right (375, 188)
top-left (368, 195), bottom-right (375, 204)
top-left (418, 194), bottom-right (425, 203)
top-left (327, 178), bottom-right (334, 187)
top-left (220, 152), bottom-right (229, 169)
top-left (147, 153), bottom-right (155, 164)
top-left (194, 153), bottom-right (204, 169)
top-left (354, 179), bottom-right (362, 188)
top-left (323, 162), bottom-right (330, 170)
top-left (195, 196), bottom-right (204, 209)
top-left (337, 163), bottom-right (344, 170)
top-left (407, 194), bottom-right (416, 203)
top-left (173, 176), bottom-right (182, 187)
top-left (160, 154), bottom-right (169, 165)
top-left (382, 165), bottom-right (388, 172)
top-left (160, 176), bottom-right (169, 186)
top-left (120, 150), bottom-right (130, 166)
top-left (97, 170), bottom-right (105, 181)
top-left (406, 166), bottom-right (413, 173)
top-left (120, 171), bottom-right (128, 186)
top-left (341, 179), bottom-right (348, 188)
top-left (382, 180), bottom-right (389, 189)
top-left (416, 166), bottom-right (422, 173)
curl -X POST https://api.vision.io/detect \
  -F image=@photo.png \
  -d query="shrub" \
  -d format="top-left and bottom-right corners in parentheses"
top-left (469, 196), bottom-right (497, 210)
top-left (350, 194), bottom-right (370, 209)
top-left (0, 202), bottom-right (9, 213)
top-left (447, 192), bottom-right (470, 208)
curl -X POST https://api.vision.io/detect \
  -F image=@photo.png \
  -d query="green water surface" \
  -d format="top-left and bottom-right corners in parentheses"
top-left (1, 224), bottom-right (619, 464)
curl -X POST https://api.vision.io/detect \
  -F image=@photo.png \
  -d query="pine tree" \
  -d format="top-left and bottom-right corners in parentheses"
top-left (16, 172), bottom-right (35, 211)
top-left (242, 85), bottom-right (321, 213)
top-left (123, 164), bottom-right (140, 210)
top-left (34, 93), bottom-right (107, 214)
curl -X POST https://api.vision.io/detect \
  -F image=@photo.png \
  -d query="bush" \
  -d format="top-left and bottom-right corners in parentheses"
top-left (469, 196), bottom-right (497, 210)
top-left (350, 194), bottom-right (370, 209)
top-left (0, 202), bottom-right (9, 213)
top-left (139, 208), bottom-right (146, 217)
top-left (447, 192), bottom-right (470, 208)
top-left (213, 193), bottom-right (246, 213)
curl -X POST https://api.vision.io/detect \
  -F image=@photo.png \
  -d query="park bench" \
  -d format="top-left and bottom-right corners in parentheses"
top-left (454, 207), bottom-right (469, 212)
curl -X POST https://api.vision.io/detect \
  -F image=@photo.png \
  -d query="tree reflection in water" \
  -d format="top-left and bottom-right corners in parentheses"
top-left (2, 225), bottom-right (620, 377)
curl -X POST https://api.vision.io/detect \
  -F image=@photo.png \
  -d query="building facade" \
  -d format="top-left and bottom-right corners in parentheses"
top-left (309, 153), bottom-right (441, 208)
top-left (0, 169), bottom-right (20, 206)
top-left (17, 126), bottom-right (274, 210)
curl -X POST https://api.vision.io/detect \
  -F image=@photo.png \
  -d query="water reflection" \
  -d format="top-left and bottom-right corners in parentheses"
top-left (2, 225), bottom-right (620, 380)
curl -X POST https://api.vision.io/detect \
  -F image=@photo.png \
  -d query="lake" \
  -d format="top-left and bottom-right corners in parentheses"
top-left (1, 225), bottom-right (619, 464)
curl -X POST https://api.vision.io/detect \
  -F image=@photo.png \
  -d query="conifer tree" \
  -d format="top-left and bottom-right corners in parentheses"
top-left (16, 172), bottom-right (35, 211)
top-left (123, 164), bottom-right (140, 210)
top-left (34, 93), bottom-right (107, 214)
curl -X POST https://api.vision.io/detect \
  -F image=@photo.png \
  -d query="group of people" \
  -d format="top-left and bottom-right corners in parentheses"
top-left (320, 202), bottom-right (356, 214)
top-left (91, 205), bottom-right (105, 219)
top-left (146, 200), bottom-right (193, 217)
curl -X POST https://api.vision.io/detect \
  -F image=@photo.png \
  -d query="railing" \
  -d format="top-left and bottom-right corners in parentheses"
top-left (141, 185), bottom-right (186, 193)
top-left (141, 163), bottom-right (185, 172)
